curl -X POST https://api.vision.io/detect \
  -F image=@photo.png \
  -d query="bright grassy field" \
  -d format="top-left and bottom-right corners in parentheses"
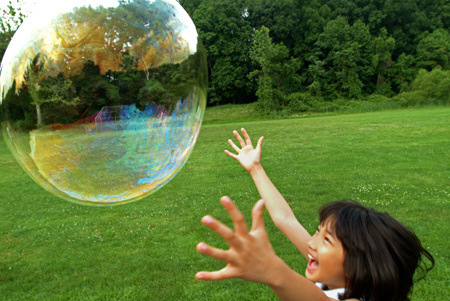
top-left (1, 107), bottom-right (449, 300)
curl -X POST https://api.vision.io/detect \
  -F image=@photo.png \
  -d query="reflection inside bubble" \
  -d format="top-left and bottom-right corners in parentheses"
top-left (0, 0), bottom-right (207, 205)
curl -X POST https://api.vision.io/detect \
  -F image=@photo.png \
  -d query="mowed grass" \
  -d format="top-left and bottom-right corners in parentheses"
top-left (0, 107), bottom-right (449, 300)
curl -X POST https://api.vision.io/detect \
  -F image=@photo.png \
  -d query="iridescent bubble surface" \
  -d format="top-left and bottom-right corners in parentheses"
top-left (0, 0), bottom-right (207, 206)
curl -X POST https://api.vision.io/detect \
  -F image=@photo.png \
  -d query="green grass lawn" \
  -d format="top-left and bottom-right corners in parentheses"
top-left (1, 107), bottom-right (449, 300)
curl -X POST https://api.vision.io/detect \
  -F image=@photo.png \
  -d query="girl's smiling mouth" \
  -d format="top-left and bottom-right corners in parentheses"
top-left (307, 254), bottom-right (319, 272)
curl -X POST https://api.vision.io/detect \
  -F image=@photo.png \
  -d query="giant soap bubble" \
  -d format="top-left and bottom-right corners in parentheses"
top-left (0, 0), bottom-right (207, 206)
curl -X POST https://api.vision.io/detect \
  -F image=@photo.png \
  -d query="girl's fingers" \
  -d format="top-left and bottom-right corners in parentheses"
top-left (201, 214), bottom-right (242, 248)
top-left (256, 136), bottom-right (264, 152)
top-left (227, 139), bottom-right (241, 153)
top-left (195, 268), bottom-right (235, 281)
top-left (196, 199), bottom-right (268, 283)
top-left (241, 128), bottom-right (253, 146)
top-left (224, 149), bottom-right (238, 159)
top-left (251, 199), bottom-right (266, 232)
top-left (220, 196), bottom-right (249, 236)
top-left (196, 242), bottom-right (232, 264)
top-left (233, 130), bottom-right (246, 148)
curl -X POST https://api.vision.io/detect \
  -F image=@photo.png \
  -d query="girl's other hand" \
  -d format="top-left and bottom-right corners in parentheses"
top-left (195, 197), bottom-right (285, 285)
top-left (225, 128), bottom-right (264, 174)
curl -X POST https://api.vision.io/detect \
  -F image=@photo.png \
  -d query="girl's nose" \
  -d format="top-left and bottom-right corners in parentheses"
top-left (308, 235), bottom-right (317, 250)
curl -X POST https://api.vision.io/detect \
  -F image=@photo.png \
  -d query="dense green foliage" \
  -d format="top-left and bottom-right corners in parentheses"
top-left (1, 0), bottom-right (449, 115)
top-left (1, 107), bottom-right (449, 299)
top-left (180, 0), bottom-right (449, 112)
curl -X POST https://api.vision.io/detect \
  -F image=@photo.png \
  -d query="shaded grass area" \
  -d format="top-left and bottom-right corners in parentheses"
top-left (203, 102), bottom-right (450, 125)
top-left (1, 107), bottom-right (449, 300)
top-left (203, 103), bottom-right (261, 124)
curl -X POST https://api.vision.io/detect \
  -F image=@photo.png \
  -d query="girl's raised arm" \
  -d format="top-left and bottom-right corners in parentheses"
top-left (225, 128), bottom-right (311, 258)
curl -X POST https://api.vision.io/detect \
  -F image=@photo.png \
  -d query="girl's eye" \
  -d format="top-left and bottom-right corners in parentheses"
top-left (324, 237), bottom-right (331, 244)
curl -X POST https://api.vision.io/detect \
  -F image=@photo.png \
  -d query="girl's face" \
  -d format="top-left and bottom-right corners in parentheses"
top-left (305, 219), bottom-right (346, 290)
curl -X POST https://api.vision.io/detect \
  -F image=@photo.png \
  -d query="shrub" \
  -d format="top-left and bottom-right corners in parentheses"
top-left (391, 69), bottom-right (450, 107)
top-left (365, 94), bottom-right (391, 103)
top-left (287, 92), bottom-right (312, 112)
top-left (412, 68), bottom-right (450, 104)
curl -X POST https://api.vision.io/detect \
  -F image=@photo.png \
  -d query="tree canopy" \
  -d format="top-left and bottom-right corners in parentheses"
top-left (180, 0), bottom-right (449, 111)
top-left (1, 0), bottom-right (449, 114)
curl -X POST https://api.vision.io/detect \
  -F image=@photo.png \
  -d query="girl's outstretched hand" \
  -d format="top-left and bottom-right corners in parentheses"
top-left (225, 128), bottom-right (264, 174)
top-left (195, 197), bottom-right (285, 285)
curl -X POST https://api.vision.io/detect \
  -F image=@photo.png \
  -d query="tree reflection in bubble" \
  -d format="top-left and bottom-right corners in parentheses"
top-left (0, 0), bottom-right (207, 206)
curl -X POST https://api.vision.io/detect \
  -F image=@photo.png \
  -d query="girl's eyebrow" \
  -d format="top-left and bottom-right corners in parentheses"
top-left (322, 224), bottom-right (337, 239)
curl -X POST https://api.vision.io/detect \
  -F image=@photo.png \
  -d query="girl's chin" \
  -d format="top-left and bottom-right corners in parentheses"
top-left (305, 269), bottom-right (316, 282)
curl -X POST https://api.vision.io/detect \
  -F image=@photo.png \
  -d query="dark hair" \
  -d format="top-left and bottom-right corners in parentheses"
top-left (319, 200), bottom-right (434, 301)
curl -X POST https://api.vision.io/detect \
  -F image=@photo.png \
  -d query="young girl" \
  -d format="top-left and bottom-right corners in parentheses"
top-left (195, 128), bottom-right (434, 301)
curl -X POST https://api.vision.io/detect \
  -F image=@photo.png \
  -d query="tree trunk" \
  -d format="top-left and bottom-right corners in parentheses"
top-left (36, 103), bottom-right (42, 124)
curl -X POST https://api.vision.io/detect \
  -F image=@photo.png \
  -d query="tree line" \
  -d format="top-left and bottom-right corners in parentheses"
top-left (1, 0), bottom-right (449, 116)
top-left (179, 0), bottom-right (449, 113)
